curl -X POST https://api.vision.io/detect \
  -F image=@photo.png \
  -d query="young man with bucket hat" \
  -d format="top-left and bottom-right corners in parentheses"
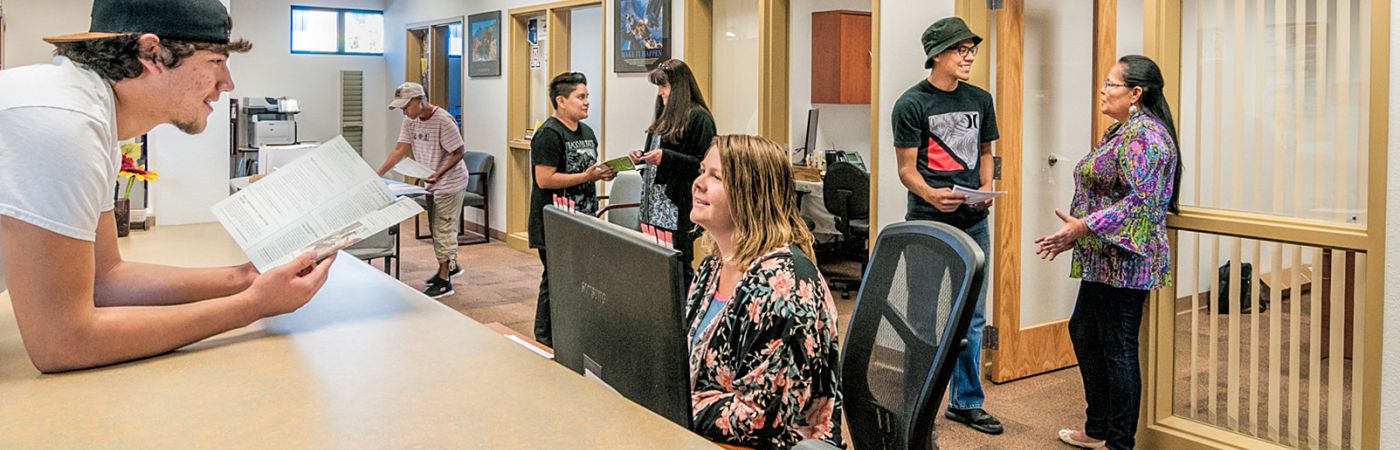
top-left (0, 0), bottom-right (334, 373)
top-left (892, 16), bottom-right (1004, 435)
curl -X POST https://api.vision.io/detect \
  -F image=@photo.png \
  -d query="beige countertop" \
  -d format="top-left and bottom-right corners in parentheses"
top-left (0, 223), bottom-right (714, 448)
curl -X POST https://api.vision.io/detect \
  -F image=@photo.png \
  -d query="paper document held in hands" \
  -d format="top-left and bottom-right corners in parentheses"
top-left (391, 157), bottom-right (434, 179)
top-left (211, 136), bottom-right (425, 272)
top-left (953, 185), bottom-right (1006, 205)
top-left (601, 155), bottom-right (636, 173)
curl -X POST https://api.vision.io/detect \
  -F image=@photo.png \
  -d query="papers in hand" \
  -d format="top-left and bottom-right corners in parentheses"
top-left (601, 155), bottom-right (636, 173)
top-left (211, 136), bottom-right (425, 272)
top-left (953, 185), bottom-right (1005, 205)
top-left (391, 157), bottom-right (434, 179)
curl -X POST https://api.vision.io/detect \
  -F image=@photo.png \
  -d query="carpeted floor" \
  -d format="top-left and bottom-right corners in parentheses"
top-left (380, 220), bottom-right (1093, 449)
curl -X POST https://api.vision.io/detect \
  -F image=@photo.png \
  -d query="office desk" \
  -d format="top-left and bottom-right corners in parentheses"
top-left (0, 224), bottom-right (713, 448)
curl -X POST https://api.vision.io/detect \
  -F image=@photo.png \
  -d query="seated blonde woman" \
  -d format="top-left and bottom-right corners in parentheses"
top-left (685, 134), bottom-right (844, 449)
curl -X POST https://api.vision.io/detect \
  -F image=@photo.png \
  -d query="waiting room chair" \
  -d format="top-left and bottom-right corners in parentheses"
top-left (820, 161), bottom-right (871, 296)
top-left (345, 224), bottom-right (401, 278)
top-left (795, 221), bottom-right (986, 450)
top-left (458, 150), bottom-right (495, 244)
top-left (596, 170), bottom-right (643, 230)
top-left (414, 150), bottom-right (494, 245)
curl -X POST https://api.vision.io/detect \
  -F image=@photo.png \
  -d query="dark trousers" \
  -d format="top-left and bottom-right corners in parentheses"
top-left (534, 248), bottom-right (552, 348)
top-left (1069, 280), bottom-right (1148, 450)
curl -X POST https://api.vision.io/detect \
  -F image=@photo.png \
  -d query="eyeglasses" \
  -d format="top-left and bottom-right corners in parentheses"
top-left (1103, 80), bottom-right (1130, 89)
top-left (951, 45), bottom-right (979, 57)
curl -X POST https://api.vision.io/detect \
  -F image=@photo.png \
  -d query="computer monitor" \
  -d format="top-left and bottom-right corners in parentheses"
top-left (542, 206), bottom-right (693, 429)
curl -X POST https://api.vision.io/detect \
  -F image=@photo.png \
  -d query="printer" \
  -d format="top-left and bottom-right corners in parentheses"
top-left (242, 97), bottom-right (301, 147)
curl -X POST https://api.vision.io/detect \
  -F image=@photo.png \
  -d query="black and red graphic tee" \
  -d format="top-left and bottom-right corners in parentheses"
top-left (892, 79), bottom-right (999, 227)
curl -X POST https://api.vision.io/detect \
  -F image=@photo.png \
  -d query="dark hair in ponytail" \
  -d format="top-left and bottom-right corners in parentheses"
top-left (1119, 54), bottom-right (1183, 214)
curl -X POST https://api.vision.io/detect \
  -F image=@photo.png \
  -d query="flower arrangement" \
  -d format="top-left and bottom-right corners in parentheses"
top-left (118, 141), bottom-right (158, 200)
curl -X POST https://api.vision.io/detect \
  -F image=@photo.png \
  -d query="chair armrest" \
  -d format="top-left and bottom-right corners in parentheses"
top-left (595, 202), bottom-right (641, 218)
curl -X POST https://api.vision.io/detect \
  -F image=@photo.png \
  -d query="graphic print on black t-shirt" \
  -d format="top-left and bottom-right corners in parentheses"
top-left (925, 111), bottom-right (982, 171)
top-left (528, 118), bottom-right (600, 248)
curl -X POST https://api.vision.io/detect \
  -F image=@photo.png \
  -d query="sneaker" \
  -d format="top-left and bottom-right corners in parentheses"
top-left (424, 265), bottom-right (463, 284)
top-left (424, 276), bottom-right (455, 299)
top-left (945, 407), bottom-right (1004, 435)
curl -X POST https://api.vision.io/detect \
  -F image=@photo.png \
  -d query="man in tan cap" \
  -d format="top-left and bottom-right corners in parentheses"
top-left (0, 0), bottom-right (334, 373)
top-left (375, 82), bottom-right (470, 299)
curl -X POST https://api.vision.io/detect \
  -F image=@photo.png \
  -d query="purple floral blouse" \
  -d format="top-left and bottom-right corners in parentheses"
top-left (686, 245), bottom-right (844, 449)
top-left (1070, 109), bottom-right (1177, 290)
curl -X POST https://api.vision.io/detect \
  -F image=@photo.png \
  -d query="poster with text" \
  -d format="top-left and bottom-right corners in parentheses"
top-left (613, 0), bottom-right (670, 73)
top-left (468, 11), bottom-right (502, 77)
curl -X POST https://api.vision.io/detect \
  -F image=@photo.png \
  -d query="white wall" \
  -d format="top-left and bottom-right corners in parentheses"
top-left (230, 0), bottom-right (390, 165)
top-left (711, 0), bottom-right (760, 135)
top-left (1381, 0), bottom-right (1400, 441)
top-left (0, 0), bottom-right (91, 68)
top-left (789, 0), bottom-right (872, 164)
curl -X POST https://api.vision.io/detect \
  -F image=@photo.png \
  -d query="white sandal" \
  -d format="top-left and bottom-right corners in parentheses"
top-left (1058, 429), bottom-right (1106, 449)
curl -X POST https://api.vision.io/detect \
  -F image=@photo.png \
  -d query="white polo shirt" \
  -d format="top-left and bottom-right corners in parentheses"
top-left (0, 56), bottom-right (122, 289)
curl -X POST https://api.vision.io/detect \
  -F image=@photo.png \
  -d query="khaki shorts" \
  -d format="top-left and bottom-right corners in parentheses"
top-left (430, 191), bottom-right (465, 265)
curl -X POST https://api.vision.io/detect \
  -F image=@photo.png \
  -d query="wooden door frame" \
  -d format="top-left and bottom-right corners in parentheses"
top-left (504, 0), bottom-right (607, 252)
top-left (985, 0), bottom-right (1117, 383)
top-left (1138, 0), bottom-right (1390, 448)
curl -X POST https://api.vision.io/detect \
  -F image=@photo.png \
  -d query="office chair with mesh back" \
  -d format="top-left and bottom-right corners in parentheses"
top-left (821, 161), bottom-right (870, 296)
top-left (795, 221), bottom-right (986, 450)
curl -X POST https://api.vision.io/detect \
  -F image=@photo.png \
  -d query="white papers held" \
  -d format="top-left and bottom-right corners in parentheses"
top-left (390, 157), bottom-right (434, 179)
top-left (952, 185), bottom-right (1006, 205)
top-left (211, 136), bottom-right (425, 272)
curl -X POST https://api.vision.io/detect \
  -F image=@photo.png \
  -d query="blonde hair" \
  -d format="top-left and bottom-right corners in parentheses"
top-left (697, 135), bottom-right (816, 268)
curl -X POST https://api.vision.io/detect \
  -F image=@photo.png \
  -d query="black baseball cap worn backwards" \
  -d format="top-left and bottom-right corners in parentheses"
top-left (922, 16), bottom-right (982, 69)
top-left (44, 0), bottom-right (232, 44)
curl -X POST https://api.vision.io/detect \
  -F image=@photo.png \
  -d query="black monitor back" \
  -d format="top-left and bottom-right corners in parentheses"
top-left (542, 206), bottom-right (692, 429)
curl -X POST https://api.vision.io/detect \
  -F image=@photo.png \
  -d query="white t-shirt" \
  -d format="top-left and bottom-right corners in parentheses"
top-left (0, 56), bottom-right (122, 289)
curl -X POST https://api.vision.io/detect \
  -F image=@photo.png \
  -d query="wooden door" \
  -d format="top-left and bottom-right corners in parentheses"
top-left (987, 0), bottom-right (1118, 383)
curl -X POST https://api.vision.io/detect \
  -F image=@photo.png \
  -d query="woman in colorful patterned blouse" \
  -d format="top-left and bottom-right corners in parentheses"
top-left (1035, 55), bottom-right (1182, 450)
top-left (686, 134), bottom-right (844, 449)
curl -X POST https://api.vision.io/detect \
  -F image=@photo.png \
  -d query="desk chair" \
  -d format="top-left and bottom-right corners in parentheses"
top-left (796, 221), bottom-right (986, 450)
top-left (345, 224), bottom-right (401, 278)
top-left (821, 161), bottom-right (870, 296)
top-left (596, 170), bottom-right (643, 230)
top-left (414, 151), bottom-right (495, 245)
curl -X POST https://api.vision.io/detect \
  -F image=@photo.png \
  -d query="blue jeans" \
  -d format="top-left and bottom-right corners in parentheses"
top-left (1069, 281), bottom-right (1148, 450)
top-left (947, 218), bottom-right (990, 410)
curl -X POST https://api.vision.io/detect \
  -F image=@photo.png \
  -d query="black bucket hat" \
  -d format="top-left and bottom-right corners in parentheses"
top-left (44, 0), bottom-right (233, 44)
top-left (922, 17), bottom-right (982, 69)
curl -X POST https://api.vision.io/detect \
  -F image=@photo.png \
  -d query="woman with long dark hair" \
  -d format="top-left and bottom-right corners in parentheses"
top-left (1035, 54), bottom-right (1182, 450)
top-left (629, 59), bottom-right (716, 282)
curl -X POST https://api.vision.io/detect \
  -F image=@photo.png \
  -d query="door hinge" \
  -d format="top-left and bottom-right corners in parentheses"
top-left (984, 325), bottom-right (999, 350)
top-left (992, 156), bottom-right (1002, 181)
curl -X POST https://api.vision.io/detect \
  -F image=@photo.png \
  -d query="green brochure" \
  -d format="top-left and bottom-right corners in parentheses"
top-left (602, 155), bottom-right (637, 172)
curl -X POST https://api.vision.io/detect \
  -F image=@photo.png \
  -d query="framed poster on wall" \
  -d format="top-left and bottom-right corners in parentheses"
top-left (468, 10), bottom-right (502, 77)
top-left (613, 0), bottom-right (670, 73)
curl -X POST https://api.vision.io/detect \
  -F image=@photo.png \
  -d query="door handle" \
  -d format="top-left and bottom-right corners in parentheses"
top-left (1048, 153), bottom-right (1065, 167)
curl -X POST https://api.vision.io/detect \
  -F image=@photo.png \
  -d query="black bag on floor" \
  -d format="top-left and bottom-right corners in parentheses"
top-left (1217, 261), bottom-right (1269, 314)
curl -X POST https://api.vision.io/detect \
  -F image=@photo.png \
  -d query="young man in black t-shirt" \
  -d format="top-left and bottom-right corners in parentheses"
top-left (528, 72), bottom-right (615, 347)
top-left (892, 17), bottom-right (1003, 435)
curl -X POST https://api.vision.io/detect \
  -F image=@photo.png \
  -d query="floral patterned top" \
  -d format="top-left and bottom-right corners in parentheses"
top-left (1070, 109), bottom-right (1178, 290)
top-left (686, 245), bottom-right (844, 449)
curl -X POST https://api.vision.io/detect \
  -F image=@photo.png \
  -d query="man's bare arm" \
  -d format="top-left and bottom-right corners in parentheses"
top-left (91, 212), bottom-right (256, 307)
top-left (1, 216), bottom-right (334, 373)
top-left (375, 142), bottom-right (413, 177)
